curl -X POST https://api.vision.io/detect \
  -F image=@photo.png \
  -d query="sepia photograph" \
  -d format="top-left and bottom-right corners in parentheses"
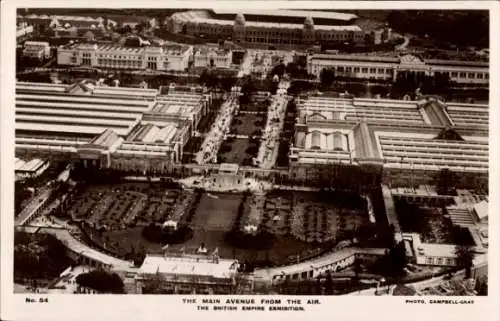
top-left (1, 1), bottom-right (498, 320)
top-left (11, 5), bottom-right (492, 296)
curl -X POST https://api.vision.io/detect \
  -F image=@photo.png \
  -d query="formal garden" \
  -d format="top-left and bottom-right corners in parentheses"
top-left (217, 137), bottom-right (260, 166)
top-left (229, 113), bottom-right (267, 137)
top-left (54, 179), bottom-right (385, 268)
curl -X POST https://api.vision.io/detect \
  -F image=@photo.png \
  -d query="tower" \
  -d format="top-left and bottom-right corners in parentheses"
top-left (233, 13), bottom-right (246, 44)
top-left (303, 16), bottom-right (315, 46)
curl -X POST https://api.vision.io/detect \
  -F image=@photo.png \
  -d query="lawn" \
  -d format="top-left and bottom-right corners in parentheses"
top-left (85, 188), bottom-right (371, 266)
top-left (99, 191), bottom-right (326, 265)
top-left (239, 101), bottom-right (269, 113)
top-left (218, 138), bottom-right (257, 165)
top-left (67, 183), bottom-right (182, 230)
top-left (230, 113), bottom-right (267, 136)
top-left (101, 227), bottom-right (164, 257)
top-left (192, 193), bottom-right (242, 231)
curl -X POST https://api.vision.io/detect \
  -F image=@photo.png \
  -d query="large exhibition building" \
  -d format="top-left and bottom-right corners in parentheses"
top-left (166, 9), bottom-right (364, 49)
top-left (307, 53), bottom-right (490, 85)
top-left (15, 81), bottom-right (212, 171)
top-left (290, 95), bottom-right (488, 188)
top-left (15, 80), bottom-right (488, 190)
top-left (57, 42), bottom-right (193, 72)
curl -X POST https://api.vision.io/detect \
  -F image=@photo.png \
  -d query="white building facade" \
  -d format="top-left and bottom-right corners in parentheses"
top-left (308, 54), bottom-right (489, 85)
top-left (57, 43), bottom-right (193, 71)
top-left (193, 48), bottom-right (233, 68)
top-left (17, 22), bottom-right (34, 39)
top-left (23, 41), bottom-right (51, 60)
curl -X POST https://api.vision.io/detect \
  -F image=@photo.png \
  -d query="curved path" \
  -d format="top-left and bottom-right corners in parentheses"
top-left (254, 247), bottom-right (385, 282)
top-left (16, 225), bottom-right (135, 272)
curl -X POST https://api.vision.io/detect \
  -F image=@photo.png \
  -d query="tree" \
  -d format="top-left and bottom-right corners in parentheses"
top-left (320, 68), bottom-right (335, 88)
top-left (142, 272), bottom-right (168, 294)
top-left (315, 276), bottom-right (322, 295)
top-left (270, 63), bottom-right (286, 78)
top-left (455, 245), bottom-right (475, 279)
top-left (285, 62), bottom-right (300, 78)
top-left (121, 25), bottom-right (132, 34)
top-left (14, 233), bottom-right (74, 282)
top-left (435, 168), bottom-right (458, 196)
top-left (390, 241), bottom-right (408, 278)
top-left (199, 69), bottom-right (219, 88)
top-left (241, 77), bottom-right (255, 96)
top-left (324, 270), bottom-right (334, 295)
top-left (353, 257), bottom-right (363, 281)
top-left (475, 276), bottom-right (487, 295)
top-left (434, 72), bottom-right (451, 94)
top-left (76, 270), bottom-right (125, 294)
top-left (133, 247), bottom-right (146, 267)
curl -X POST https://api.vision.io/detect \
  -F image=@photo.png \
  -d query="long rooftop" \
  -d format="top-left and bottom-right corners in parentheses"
top-left (16, 89), bottom-right (152, 136)
top-left (59, 42), bottom-right (192, 56)
top-left (309, 53), bottom-right (489, 69)
top-left (138, 254), bottom-right (238, 279)
top-left (212, 9), bottom-right (358, 22)
top-left (172, 12), bottom-right (362, 31)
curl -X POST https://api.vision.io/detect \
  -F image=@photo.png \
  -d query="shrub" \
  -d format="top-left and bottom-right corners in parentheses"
top-left (141, 223), bottom-right (193, 244)
top-left (219, 145), bottom-right (232, 154)
top-left (225, 230), bottom-right (276, 250)
top-left (76, 270), bottom-right (125, 294)
top-left (246, 146), bottom-right (258, 154)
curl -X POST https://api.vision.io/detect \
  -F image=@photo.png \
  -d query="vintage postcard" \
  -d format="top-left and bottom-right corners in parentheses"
top-left (1, 1), bottom-right (498, 320)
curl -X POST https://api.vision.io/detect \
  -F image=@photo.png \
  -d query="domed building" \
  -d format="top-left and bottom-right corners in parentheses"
top-left (233, 13), bottom-right (246, 43)
top-left (303, 16), bottom-right (314, 29)
top-left (167, 9), bottom-right (364, 49)
top-left (303, 16), bottom-right (315, 45)
top-left (234, 13), bottom-right (246, 26)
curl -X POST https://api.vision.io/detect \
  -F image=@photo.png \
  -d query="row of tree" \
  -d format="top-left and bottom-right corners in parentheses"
top-left (75, 270), bottom-right (125, 294)
top-left (14, 232), bottom-right (75, 283)
top-left (394, 71), bottom-right (451, 97)
top-left (387, 10), bottom-right (489, 49)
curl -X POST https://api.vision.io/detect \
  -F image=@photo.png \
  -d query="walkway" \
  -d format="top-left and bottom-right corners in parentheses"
top-left (256, 80), bottom-right (290, 169)
top-left (16, 225), bottom-right (135, 272)
top-left (15, 187), bottom-right (53, 226)
top-left (196, 96), bottom-right (239, 164)
top-left (254, 247), bottom-right (385, 281)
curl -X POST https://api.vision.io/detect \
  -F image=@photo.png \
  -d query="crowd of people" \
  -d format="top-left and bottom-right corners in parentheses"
top-left (240, 193), bottom-right (266, 233)
top-left (256, 81), bottom-right (290, 169)
top-left (195, 92), bottom-right (240, 164)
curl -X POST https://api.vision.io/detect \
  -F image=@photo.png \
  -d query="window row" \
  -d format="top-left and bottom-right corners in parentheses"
top-left (244, 37), bottom-right (304, 45)
top-left (425, 257), bottom-right (455, 266)
top-left (317, 31), bottom-right (359, 40)
top-left (316, 65), bottom-right (393, 75)
top-left (449, 71), bottom-right (489, 79)
top-left (97, 59), bottom-right (144, 65)
top-left (92, 54), bottom-right (145, 60)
